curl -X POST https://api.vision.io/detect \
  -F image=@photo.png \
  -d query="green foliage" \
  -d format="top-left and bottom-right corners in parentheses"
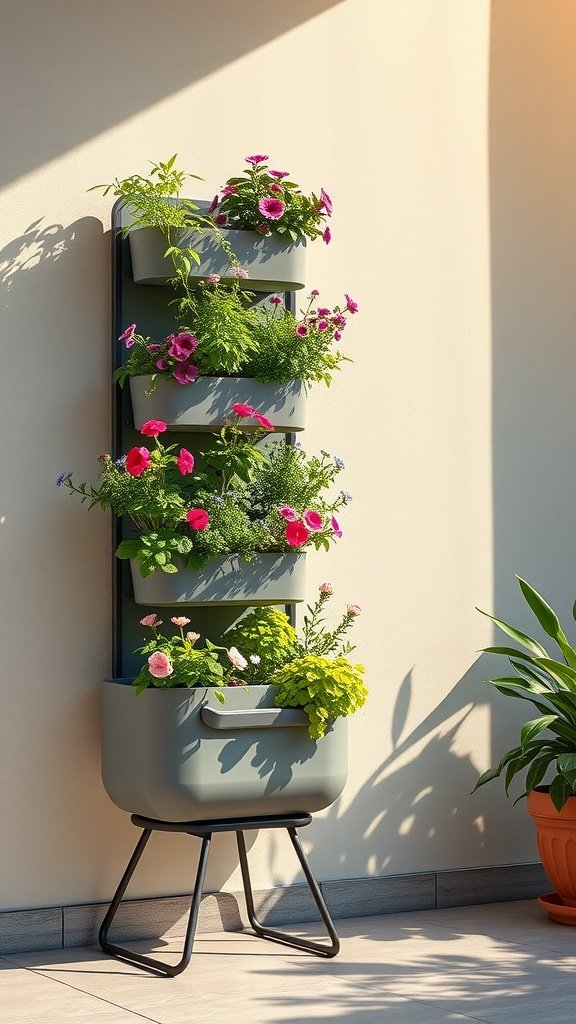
top-left (272, 655), bottom-right (367, 739)
top-left (224, 607), bottom-right (298, 683)
top-left (473, 576), bottom-right (576, 810)
top-left (182, 494), bottom-right (273, 570)
top-left (132, 616), bottom-right (230, 694)
top-left (248, 442), bottom-right (341, 518)
top-left (175, 282), bottom-right (258, 376)
top-left (116, 531), bottom-right (192, 577)
top-left (92, 155), bottom-right (206, 234)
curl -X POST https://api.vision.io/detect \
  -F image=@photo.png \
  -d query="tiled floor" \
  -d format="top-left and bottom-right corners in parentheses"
top-left (1, 900), bottom-right (576, 1023)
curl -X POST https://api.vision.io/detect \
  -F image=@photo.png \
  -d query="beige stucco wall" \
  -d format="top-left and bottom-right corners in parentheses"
top-left (1, 0), bottom-right (575, 911)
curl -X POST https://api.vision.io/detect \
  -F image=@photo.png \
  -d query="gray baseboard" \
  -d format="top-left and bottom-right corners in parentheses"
top-left (0, 861), bottom-right (550, 956)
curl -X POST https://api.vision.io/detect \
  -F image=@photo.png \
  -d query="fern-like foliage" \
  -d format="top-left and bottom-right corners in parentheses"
top-left (272, 655), bottom-right (367, 739)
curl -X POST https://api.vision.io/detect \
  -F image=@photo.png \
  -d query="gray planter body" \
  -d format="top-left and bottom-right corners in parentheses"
top-left (102, 682), bottom-right (348, 821)
top-left (129, 226), bottom-right (306, 292)
top-left (130, 553), bottom-right (306, 606)
top-left (130, 376), bottom-right (307, 432)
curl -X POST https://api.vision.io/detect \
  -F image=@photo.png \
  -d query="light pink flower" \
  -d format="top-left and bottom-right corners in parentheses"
top-left (303, 509), bottom-right (323, 532)
top-left (295, 325), bottom-right (307, 338)
top-left (323, 226), bottom-right (331, 245)
top-left (279, 506), bottom-right (298, 521)
top-left (173, 362), bottom-right (199, 384)
top-left (148, 651), bottom-right (174, 678)
top-left (140, 419), bottom-right (167, 437)
top-left (269, 170), bottom-right (289, 179)
top-left (126, 447), bottom-right (151, 477)
top-left (186, 631), bottom-right (201, 644)
top-left (331, 515), bottom-right (343, 538)
top-left (209, 195), bottom-right (219, 212)
top-left (258, 197), bottom-right (285, 220)
top-left (177, 448), bottom-right (195, 475)
top-left (319, 188), bottom-right (333, 216)
top-left (285, 521), bottom-right (310, 547)
top-left (245, 154), bottom-right (269, 164)
top-left (269, 295), bottom-right (282, 305)
top-left (345, 294), bottom-right (359, 314)
top-left (347, 604), bottom-right (362, 616)
top-left (206, 274), bottom-right (221, 285)
top-left (171, 616), bottom-right (191, 627)
top-left (119, 323), bottom-right (136, 347)
top-left (233, 402), bottom-right (257, 418)
top-left (231, 266), bottom-right (249, 279)
top-left (186, 508), bottom-right (210, 530)
top-left (319, 583), bottom-right (333, 594)
top-left (227, 646), bottom-right (248, 670)
top-left (140, 613), bottom-right (162, 627)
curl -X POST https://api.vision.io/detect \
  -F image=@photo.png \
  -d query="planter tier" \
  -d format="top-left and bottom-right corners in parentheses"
top-left (129, 226), bottom-right (306, 292)
top-left (102, 682), bottom-right (348, 821)
top-left (130, 553), bottom-right (306, 606)
top-left (130, 376), bottom-right (306, 432)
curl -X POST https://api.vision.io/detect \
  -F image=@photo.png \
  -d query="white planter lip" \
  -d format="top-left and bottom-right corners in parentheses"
top-left (130, 552), bottom-right (306, 606)
top-left (129, 375), bottom-right (307, 432)
top-left (128, 225), bottom-right (306, 292)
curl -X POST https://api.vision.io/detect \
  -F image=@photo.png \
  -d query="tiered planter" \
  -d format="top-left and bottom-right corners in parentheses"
top-left (130, 553), bottom-right (306, 607)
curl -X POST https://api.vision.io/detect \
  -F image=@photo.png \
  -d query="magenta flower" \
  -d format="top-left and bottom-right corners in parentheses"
top-left (214, 213), bottom-right (228, 227)
top-left (303, 510), bottom-right (323, 532)
top-left (233, 402), bottom-right (257, 418)
top-left (318, 320), bottom-right (328, 332)
top-left (177, 448), bottom-right (195, 475)
top-left (125, 447), bottom-right (151, 477)
top-left (168, 332), bottom-right (198, 361)
top-left (245, 154), bottom-right (269, 164)
top-left (317, 307), bottom-right (331, 316)
top-left (119, 323), bottom-right (137, 347)
top-left (319, 583), bottom-right (333, 595)
top-left (220, 184), bottom-right (237, 197)
top-left (156, 357), bottom-right (169, 371)
top-left (310, 289), bottom-right (320, 297)
top-left (334, 331), bottom-right (342, 341)
top-left (206, 274), bottom-right (221, 285)
top-left (331, 515), bottom-right (343, 538)
top-left (231, 266), bottom-right (249, 279)
top-left (148, 651), bottom-right (174, 679)
top-left (319, 188), bottom-right (333, 216)
top-left (323, 226), bottom-right (332, 245)
top-left (173, 362), bottom-right (199, 385)
top-left (258, 197), bottom-right (285, 220)
top-left (332, 314), bottom-right (347, 328)
top-left (140, 419), bottom-right (167, 437)
top-left (253, 412), bottom-right (274, 431)
top-left (269, 170), bottom-right (289, 179)
top-left (186, 508), bottom-right (210, 531)
top-left (279, 506), bottom-right (298, 522)
top-left (345, 294), bottom-right (359, 314)
top-left (257, 223), bottom-right (270, 234)
top-left (147, 343), bottom-right (164, 353)
top-left (285, 521), bottom-right (310, 548)
top-left (269, 295), bottom-right (282, 305)
top-left (209, 194), bottom-right (219, 213)
top-left (269, 183), bottom-right (283, 195)
top-left (295, 325), bottom-right (307, 338)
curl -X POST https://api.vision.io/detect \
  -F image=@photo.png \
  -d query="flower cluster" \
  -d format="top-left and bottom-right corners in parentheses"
top-left (116, 326), bottom-right (199, 387)
top-left (210, 155), bottom-right (333, 244)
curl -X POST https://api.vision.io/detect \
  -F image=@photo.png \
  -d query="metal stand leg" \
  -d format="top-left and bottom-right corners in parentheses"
top-left (99, 829), bottom-right (212, 977)
top-left (236, 827), bottom-right (340, 958)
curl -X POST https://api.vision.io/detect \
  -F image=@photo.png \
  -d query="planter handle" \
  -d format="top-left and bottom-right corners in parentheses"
top-left (201, 705), bottom-right (308, 731)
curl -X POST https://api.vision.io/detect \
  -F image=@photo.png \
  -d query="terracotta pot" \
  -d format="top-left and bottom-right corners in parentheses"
top-left (527, 786), bottom-right (576, 904)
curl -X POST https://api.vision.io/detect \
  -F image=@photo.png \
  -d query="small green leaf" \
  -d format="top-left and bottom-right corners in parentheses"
top-left (520, 715), bottom-right (557, 747)
top-left (550, 773), bottom-right (572, 811)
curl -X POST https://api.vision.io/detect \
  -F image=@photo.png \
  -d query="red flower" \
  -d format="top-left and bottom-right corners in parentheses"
top-left (125, 447), bottom-right (151, 477)
top-left (285, 521), bottom-right (309, 548)
top-left (186, 508), bottom-right (210, 531)
top-left (140, 419), bottom-right (167, 437)
top-left (253, 413), bottom-right (274, 431)
top-left (232, 403), bottom-right (257, 418)
top-left (177, 448), bottom-right (195, 475)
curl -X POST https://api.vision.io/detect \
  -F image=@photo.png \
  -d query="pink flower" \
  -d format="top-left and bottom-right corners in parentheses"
top-left (258, 197), bottom-right (285, 220)
top-left (285, 521), bottom-right (310, 547)
top-left (233, 402), bottom-right (257, 418)
top-left (323, 226), bottom-right (331, 245)
top-left (168, 332), bottom-right (199, 361)
top-left (147, 343), bottom-right (164, 352)
top-left (126, 447), bottom-right (151, 476)
top-left (171, 616), bottom-right (191, 627)
top-left (303, 509), bottom-right (323, 532)
top-left (253, 413), bottom-right (274, 430)
top-left (173, 362), bottom-right (199, 384)
top-left (209, 195), bottom-right (219, 213)
top-left (319, 583), bottom-right (333, 594)
top-left (345, 294), bottom-right (359, 314)
top-left (317, 307), bottom-right (331, 316)
top-left (269, 295), bottom-right (283, 305)
top-left (310, 289), bottom-right (320, 297)
top-left (148, 651), bottom-right (174, 679)
top-left (295, 325), bottom-right (307, 338)
top-left (331, 515), bottom-right (343, 538)
top-left (220, 184), bottom-right (237, 197)
top-left (140, 419), bottom-right (167, 437)
top-left (231, 266), bottom-right (249, 279)
top-left (186, 508), bottom-right (210, 531)
top-left (156, 358), bottom-right (169, 371)
top-left (140, 613), bottom-right (162, 627)
top-left (186, 631), bottom-right (200, 644)
top-left (347, 604), bottom-right (362, 616)
top-left (279, 506), bottom-right (298, 521)
top-left (332, 314), bottom-right (347, 328)
top-left (257, 223), bottom-right (270, 234)
top-left (227, 646), bottom-right (248, 670)
top-left (317, 320), bottom-right (328, 332)
top-left (119, 323), bottom-right (136, 347)
top-left (269, 183), bottom-right (283, 195)
top-left (206, 274), bottom-right (221, 285)
top-left (245, 154), bottom-right (269, 164)
top-left (177, 448), bottom-right (195, 475)
top-left (269, 169), bottom-right (289, 179)
top-left (319, 188), bottom-right (333, 216)
top-left (334, 331), bottom-right (342, 342)
top-left (214, 213), bottom-right (228, 227)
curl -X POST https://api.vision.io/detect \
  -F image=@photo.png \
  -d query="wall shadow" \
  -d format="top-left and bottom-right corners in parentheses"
top-left (0, 0), bottom-right (344, 188)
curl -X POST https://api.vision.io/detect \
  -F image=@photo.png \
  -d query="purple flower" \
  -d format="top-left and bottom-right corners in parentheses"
top-left (119, 323), bottom-right (136, 348)
top-left (168, 332), bottom-right (199, 362)
top-left (173, 362), bottom-right (199, 385)
top-left (147, 343), bottom-right (164, 352)
top-left (56, 471), bottom-right (73, 487)
top-left (257, 223), bottom-right (270, 234)
top-left (323, 226), bottom-right (331, 245)
top-left (156, 357), bottom-right (169, 371)
top-left (214, 213), bottom-right (228, 227)
top-left (334, 457), bottom-right (345, 470)
top-left (269, 170), bottom-right (289, 179)
top-left (295, 325), bottom-right (307, 338)
top-left (345, 294), bottom-right (359, 314)
top-left (317, 307), bottom-right (331, 316)
top-left (318, 320), bottom-right (328, 332)
top-left (209, 194), bottom-right (219, 213)
top-left (334, 331), bottom-right (342, 342)
top-left (331, 515), bottom-right (343, 538)
top-left (319, 188), bottom-right (333, 216)
top-left (258, 197), bottom-right (285, 220)
top-left (332, 314), bottom-right (347, 328)
top-left (245, 154), bottom-right (269, 165)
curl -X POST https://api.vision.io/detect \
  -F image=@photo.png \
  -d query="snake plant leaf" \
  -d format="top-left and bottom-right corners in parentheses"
top-left (476, 609), bottom-right (548, 657)
top-left (517, 577), bottom-right (576, 668)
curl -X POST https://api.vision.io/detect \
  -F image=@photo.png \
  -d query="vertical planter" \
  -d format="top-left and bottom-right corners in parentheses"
top-left (102, 681), bottom-right (348, 822)
top-left (130, 553), bottom-right (306, 606)
top-left (128, 225), bottom-right (306, 292)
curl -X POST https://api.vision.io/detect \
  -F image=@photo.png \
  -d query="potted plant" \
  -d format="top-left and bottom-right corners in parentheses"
top-left (97, 154), bottom-right (332, 291)
top-left (473, 576), bottom-right (576, 921)
top-left (102, 585), bottom-right (366, 821)
top-left (58, 410), bottom-right (350, 605)
top-left (116, 286), bottom-right (358, 432)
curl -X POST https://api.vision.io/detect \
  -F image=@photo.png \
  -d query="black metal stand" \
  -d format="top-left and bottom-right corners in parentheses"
top-left (98, 812), bottom-right (340, 976)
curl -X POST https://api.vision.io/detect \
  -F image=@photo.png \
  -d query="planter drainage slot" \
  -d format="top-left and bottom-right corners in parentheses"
top-left (99, 811), bottom-right (340, 976)
top-left (200, 705), bottom-right (309, 730)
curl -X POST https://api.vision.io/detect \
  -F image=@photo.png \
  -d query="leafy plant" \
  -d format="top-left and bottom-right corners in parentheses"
top-left (211, 154), bottom-right (333, 244)
top-left (473, 576), bottom-right (576, 810)
top-left (223, 607), bottom-right (298, 683)
top-left (273, 656), bottom-right (367, 739)
top-left (132, 613), bottom-right (239, 696)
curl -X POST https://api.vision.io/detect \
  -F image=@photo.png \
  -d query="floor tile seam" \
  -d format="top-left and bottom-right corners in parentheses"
top-left (387, 994), bottom-right (501, 1023)
top-left (385, 920), bottom-right (576, 956)
top-left (0, 962), bottom-right (164, 1024)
